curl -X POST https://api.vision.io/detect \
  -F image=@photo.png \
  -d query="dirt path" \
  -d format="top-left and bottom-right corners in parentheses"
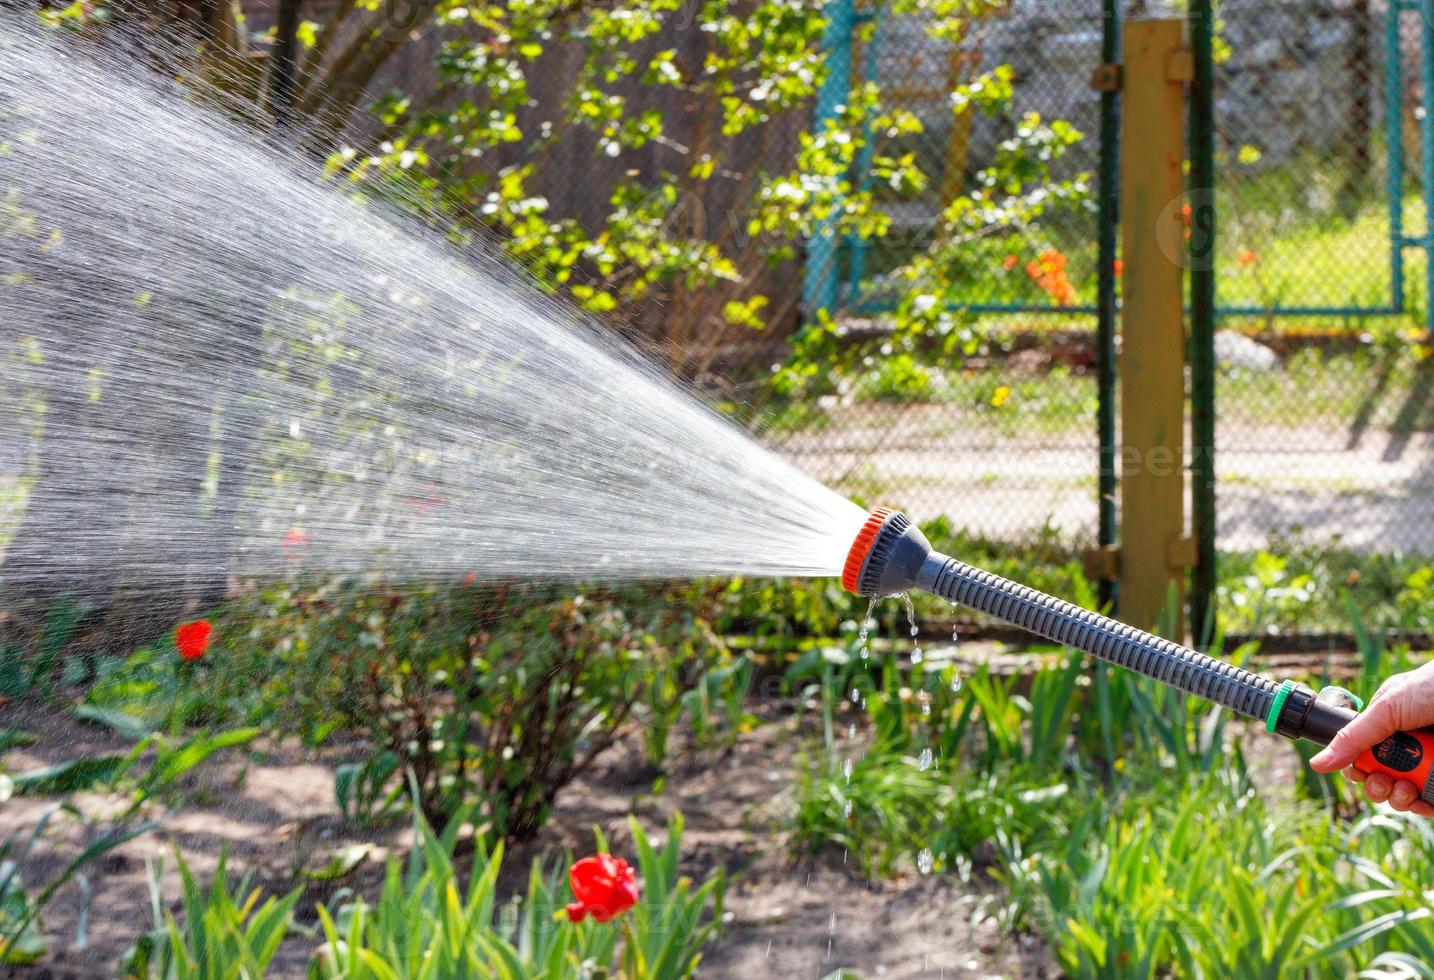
top-left (779, 408), bottom-right (1434, 553)
top-left (0, 703), bottom-right (1051, 978)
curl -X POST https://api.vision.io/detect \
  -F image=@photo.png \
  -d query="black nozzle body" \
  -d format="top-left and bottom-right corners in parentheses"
top-left (850, 511), bottom-right (933, 597)
top-left (847, 510), bottom-right (1279, 723)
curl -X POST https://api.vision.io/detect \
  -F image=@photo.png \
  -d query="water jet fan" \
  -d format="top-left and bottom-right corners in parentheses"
top-left (843, 508), bottom-right (1434, 803)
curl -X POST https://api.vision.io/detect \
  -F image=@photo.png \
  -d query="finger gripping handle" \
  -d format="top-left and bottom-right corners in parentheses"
top-left (1355, 728), bottom-right (1434, 806)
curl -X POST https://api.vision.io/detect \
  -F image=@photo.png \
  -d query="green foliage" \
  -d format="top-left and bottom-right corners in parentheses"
top-left (789, 569), bottom-right (1434, 975)
top-left (202, 579), bottom-right (730, 837)
top-left (1003, 771), bottom-right (1434, 978)
top-left (1, 802), bottom-right (155, 965)
top-left (312, 809), bottom-right (722, 980)
top-left (333, 750), bottom-right (404, 826)
top-left (0, 597), bottom-right (90, 699)
top-left (8, 727), bottom-right (259, 806)
top-left (321, 0), bottom-right (1084, 399)
top-left (123, 852), bottom-right (300, 980)
top-left (112, 806), bottom-right (721, 979)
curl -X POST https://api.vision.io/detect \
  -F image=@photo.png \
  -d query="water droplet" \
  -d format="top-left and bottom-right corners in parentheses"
top-left (858, 597), bottom-right (877, 660)
top-left (842, 758), bottom-right (853, 782)
top-left (917, 848), bottom-right (934, 874)
top-left (843, 799), bottom-right (853, 818)
top-left (903, 593), bottom-right (922, 664)
top-left (847, 723), bottom-right (857, 739)
top-left (916, 747), bottom-right (934, 771)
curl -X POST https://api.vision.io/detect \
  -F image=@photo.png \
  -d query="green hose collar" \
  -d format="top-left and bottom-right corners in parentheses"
top-left (1265, 679), bottom-right (1296, 734)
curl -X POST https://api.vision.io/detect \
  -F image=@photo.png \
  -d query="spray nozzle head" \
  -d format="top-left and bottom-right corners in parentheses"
top-left (841, 508), bottom-right (933, 596)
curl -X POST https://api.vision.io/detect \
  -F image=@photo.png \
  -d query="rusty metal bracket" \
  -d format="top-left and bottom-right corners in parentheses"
top-left (1090, 63), bottom-right (1122, 92)
top-left (1165, 535), bottom-right (1196, 570)
top-left (1084, 545), bottom-right (1120, 583)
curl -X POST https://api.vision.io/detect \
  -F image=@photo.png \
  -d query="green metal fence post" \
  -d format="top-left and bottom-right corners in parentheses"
top-left (1387, 1), bottom-right (1407, 313)
top-left (846, 7), bottom-right (883, 299)
top-left (1095, 0), bottom-right (1122, 611)
top-left (802, 0), bottom-right (857, 320)
top-left (1189, 0), bottom-right (1217, 645)
top-left (1423, 0), bottom-right (1434, 322)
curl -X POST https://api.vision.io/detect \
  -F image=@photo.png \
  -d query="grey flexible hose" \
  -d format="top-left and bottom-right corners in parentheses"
top-left (917, 553), bottom-right (1278, 721)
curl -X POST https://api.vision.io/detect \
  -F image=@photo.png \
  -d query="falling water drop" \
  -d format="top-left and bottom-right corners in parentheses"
top-left (916, 747), bottom-right (934, 771)
top-left (917, 848), bottom-right (934, 874)
top-left (858, 596), bottom-right (877, 660)
top-left (903, 592), bottom-right (922, 663)
top-left (842, 757), bottom-right (853, 782)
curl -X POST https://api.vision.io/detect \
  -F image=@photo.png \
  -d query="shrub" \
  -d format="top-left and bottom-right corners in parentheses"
top-left (210, 579), bottom-right (729, 837)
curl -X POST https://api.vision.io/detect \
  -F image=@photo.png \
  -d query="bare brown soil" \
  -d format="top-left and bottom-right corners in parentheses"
top-left (0, 702), bottom-right (1052, 979)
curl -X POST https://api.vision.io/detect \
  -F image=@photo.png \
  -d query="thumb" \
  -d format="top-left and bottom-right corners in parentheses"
top-left (1309, 696), bottom-right (1399, 773)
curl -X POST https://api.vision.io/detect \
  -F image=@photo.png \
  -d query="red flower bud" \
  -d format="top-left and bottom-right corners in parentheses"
top-left (175, 620), bottom-right (213, 661)
top-left (564, 854), bottom-right (638, 924)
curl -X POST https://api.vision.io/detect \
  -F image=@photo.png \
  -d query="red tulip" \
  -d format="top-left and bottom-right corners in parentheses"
top-left (564, 854), bottom-right (638, 923)
top-left (175, 620), bottom-right (213, 661)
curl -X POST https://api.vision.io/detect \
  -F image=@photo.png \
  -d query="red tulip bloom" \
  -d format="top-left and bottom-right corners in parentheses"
top-left (564, 854), bottom-right (639, 923)
top-left (175, 620), bottom-right (213, 661)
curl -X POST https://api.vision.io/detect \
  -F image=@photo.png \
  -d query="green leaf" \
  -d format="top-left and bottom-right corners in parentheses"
top-left (11, 754), bottom-right (129, 795)
top-left (72, 703), bottom-right (154, 739)
top-left (146, 727), bottom-right (260, 788)
top-left (0, 916), bottom-right (46, 965)
top-left (303, 844), bottom-right (375, 881)
top-left (0, 728), bottom-right (37, 752)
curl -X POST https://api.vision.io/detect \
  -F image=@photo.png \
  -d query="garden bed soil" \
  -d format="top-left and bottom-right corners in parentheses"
top-left (0, 702), bottom-right (1052, 979)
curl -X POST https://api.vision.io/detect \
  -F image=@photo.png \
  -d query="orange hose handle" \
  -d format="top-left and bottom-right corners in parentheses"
top-left (1354, 728), bottom-right (1434, 804)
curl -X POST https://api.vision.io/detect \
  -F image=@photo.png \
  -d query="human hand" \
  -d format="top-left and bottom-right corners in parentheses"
top-left (1308, 661), bottom-right (1434, 816)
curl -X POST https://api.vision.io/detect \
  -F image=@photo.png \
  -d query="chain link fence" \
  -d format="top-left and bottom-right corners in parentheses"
top-left (771, 0), bottom-right (1106, 548)
top-left (1213, 0), bottom-right (1434, 557)
top-left (779, 0), bottom-right (1434, 568)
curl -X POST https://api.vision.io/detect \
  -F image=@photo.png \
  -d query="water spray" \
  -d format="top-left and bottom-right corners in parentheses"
top-left (844, 508), bottom-right (1434, 803)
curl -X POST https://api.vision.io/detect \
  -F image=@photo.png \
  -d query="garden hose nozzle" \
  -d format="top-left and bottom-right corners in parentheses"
top-left (843, 508), bottom-right (1434, 803)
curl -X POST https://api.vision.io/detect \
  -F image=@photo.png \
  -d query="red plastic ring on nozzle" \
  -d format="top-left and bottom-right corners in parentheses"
top-left (842, 507), bottom-right (894, 594)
